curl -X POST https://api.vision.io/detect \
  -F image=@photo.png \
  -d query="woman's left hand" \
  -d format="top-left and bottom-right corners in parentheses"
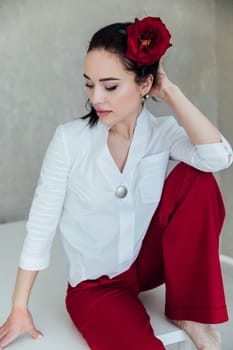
top-left (149, 58), bottom-right (175, 101)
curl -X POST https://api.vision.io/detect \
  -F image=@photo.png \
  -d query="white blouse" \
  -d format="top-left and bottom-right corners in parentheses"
top-left (19, 107), bottom-right (233, 286)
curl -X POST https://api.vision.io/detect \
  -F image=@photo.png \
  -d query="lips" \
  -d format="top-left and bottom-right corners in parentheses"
top-left (96, 110), bottom-right (112, 117)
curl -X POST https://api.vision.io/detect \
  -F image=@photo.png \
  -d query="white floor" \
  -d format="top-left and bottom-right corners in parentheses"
top-left (0, 221), bottom-right (232, 349)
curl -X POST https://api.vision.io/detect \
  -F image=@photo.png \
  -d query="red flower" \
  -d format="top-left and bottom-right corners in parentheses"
top-left (126, 17), bottom-right (172, 67)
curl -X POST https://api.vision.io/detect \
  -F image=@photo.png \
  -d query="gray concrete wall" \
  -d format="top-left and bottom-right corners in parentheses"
top-left (0, 1), bottom-right (232, 255)
top-left (215, 0), bottom-right (233, 257)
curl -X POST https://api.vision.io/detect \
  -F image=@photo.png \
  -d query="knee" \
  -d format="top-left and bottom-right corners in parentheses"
top-left (180, 163), bottom-right (225, 222)
top-left (177, 162), bottom-right (220, 192)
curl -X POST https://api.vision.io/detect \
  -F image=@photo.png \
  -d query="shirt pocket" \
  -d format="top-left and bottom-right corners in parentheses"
top-left (138, 151), bottom-right (169, 203)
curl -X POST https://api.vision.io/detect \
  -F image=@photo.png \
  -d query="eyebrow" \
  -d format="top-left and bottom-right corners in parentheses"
top-left (83, 73), bottom-right (120, 82)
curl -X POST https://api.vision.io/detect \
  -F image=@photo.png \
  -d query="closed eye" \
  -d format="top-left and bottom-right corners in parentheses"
top-left (105, 86), bottom-right (118, 91)
top-left (85, 83), bottom-right (118, 91)
top-left (85, 83), bottom-right (94, 89)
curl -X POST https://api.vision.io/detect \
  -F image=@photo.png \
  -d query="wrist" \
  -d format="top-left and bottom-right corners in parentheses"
top-left (12, 304), bottom-right (29, 314)
top-left (12, 302), bottom-right (28, 311)
top-left (12, 295), bottom-right (29, 312)
top-left (161, 83), bottom-right (180, 103)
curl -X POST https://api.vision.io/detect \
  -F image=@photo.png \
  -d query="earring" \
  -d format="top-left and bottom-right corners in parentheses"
top-left (141, 94), bottom-right (150, 103)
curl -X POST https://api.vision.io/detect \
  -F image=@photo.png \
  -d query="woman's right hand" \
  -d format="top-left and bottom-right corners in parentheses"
top-left (0, 308), bottom-right (43, 349)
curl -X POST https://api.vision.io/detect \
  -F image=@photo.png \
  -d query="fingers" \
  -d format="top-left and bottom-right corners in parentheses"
top-left (0, 324), bottom-right (19, 349)
top-left (158, 63), bottom-right (166, 76)
top-left (0, 332), bottom-right (16, 349)
top-left (0, 327), bottom-right (43, 349)
top-left (0, 312), bottom-right (43, 349)
top-left (0, 324), bottom-right (8, 347)
top-left (157, 57), bottom-right (166, 76)
top-left (159, 56), bottom-right (164, 66)
top-left (0, 325), bottom-right (7, 336)
top-left (29, 327), bottom-right (43, 339)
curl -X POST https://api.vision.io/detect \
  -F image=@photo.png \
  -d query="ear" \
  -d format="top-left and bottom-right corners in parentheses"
top-left (139, 74), bottom-right (154, 97)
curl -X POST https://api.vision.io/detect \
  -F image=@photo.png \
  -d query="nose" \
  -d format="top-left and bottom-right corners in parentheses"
top-left (89, 86), bottom-right (105, 106)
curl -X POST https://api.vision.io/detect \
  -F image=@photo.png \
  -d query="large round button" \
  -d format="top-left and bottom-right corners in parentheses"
top-left (115, 185), bottom-right (128, 198)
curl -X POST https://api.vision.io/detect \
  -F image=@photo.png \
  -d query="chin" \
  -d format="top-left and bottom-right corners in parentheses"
top-left (99, 117), bottom-right (112, 126)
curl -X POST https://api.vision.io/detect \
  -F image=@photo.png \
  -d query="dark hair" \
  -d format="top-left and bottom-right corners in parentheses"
top-left (82, 22), bottom-right (159, 127)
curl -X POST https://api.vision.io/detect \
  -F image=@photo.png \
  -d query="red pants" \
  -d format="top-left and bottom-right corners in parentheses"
top-left (66, 163), bottom-right (228, 350)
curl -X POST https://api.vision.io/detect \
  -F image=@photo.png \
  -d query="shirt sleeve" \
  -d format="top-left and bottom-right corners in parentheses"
top-left (19, 125), bottom-right (71, 270)
top-left (166, 117), bottom-right (233, 172)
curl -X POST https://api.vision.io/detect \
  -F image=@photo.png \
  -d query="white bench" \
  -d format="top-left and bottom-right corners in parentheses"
top-left (0, 221), bottom-right (193, 349)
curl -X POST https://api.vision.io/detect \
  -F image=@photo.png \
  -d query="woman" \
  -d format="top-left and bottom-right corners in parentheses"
top-left (0, 17), bottom-right (232, 350)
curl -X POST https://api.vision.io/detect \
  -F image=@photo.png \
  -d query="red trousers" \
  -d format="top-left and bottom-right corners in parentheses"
top-left (66, 163), bottom-right (228, 350)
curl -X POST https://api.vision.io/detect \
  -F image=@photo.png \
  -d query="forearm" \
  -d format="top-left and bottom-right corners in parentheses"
top-left (12, 268), bottom-right (39, 311)
top-left (161, 84), bottom-right (221, 145)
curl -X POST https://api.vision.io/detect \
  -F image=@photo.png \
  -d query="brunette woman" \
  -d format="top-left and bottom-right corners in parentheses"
top-left (0, 17), bottom-right (232, 350)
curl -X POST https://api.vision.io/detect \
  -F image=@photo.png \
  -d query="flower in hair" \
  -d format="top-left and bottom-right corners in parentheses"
top-left (126, 17), bottom-right (172, 67)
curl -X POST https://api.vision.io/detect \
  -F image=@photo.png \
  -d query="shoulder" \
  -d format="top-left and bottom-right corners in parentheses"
top-left (56, 117), bottom-right (96, 163)
top-left (57, 117), bottom-right (93, 147)
top-left (60, 117), bottom-right (90, 137)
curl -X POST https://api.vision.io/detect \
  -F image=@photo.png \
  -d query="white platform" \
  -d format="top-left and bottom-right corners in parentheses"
top-left (0, 221), bottom-right (193, 349)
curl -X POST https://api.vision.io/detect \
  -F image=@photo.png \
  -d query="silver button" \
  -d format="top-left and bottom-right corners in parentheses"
top-left (115, 185), bottom-right (128, 198)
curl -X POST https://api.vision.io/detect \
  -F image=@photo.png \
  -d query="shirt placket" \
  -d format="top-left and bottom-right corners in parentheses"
top-left (116, 189), bottom-right (135, 268)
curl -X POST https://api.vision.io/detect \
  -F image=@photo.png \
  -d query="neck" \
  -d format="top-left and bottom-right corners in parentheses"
top-left (109, 106), bottom-right (143, 140)
top-left (109, 121), bottom-right (135, 140)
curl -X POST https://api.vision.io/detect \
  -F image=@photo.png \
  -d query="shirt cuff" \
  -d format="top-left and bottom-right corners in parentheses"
top-left (195, 135), bottom-right (233, 170)
top-left (19, 254), bottom-right (50, 271)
